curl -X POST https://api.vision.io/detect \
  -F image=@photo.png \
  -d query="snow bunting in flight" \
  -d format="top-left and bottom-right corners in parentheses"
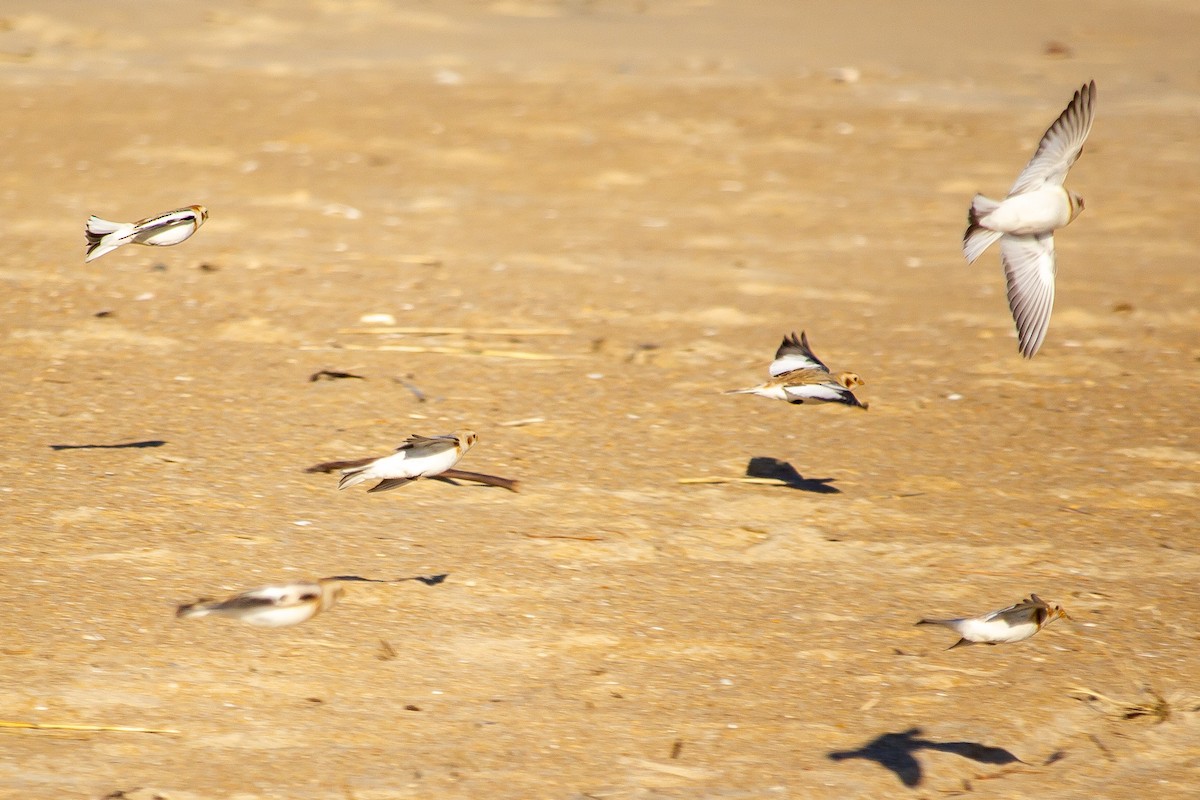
top-left (917, 594), bottom-right (1071, 649)
top-left (725, 331), bottom-right (867, 409)
top-left (176, 578), bottom-right (344, 627)
top-left (963, 81), bottom-right (1096, 358)
top-left (338, 430), bottom-right (477, 493)
top-left (84, 204), bottom-right (208, 262)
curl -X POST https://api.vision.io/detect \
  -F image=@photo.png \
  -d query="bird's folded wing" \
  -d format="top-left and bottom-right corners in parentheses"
top-left (396, 434), bottom-right (458, 454)
top-left (133, 208), bottom-right (197, 233)
top-left (782, 382), bottom-right (851, 403)
top-left (217, 585), bottom-right (316, 610)
top-left (995, 595), bottom-right (1048, 621)
top-left (368, 477), bottom-right (418, 493)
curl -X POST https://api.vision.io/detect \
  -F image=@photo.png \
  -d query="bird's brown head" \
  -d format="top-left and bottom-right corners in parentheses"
top-left (837, 372), bottom-right (865, 389)
top-left (190, 204), bottom-right (209, 222)
top-left (455, 430), bottom-right (478, 452)
top-left (1048, 602), bottom-right (1071, 624)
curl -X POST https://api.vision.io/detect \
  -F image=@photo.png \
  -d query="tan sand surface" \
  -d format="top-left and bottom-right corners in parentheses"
top-left (1, 1), bottom-right (1197, 798)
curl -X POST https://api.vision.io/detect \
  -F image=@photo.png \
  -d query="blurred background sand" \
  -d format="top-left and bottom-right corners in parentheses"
top-left (1, 2), bottom-right (1197, 798)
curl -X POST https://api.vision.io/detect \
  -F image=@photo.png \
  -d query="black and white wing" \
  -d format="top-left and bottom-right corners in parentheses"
top-left (769, 331), bottom-right (829, 377)
top-left (781, 381), bottom-right (865, 408)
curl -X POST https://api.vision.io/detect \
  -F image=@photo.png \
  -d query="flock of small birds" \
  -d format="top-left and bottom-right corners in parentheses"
top-left (84, 82), bottom-right (1098, 644)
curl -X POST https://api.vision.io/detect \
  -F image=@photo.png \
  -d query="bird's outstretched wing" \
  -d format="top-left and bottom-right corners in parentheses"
top-left (769, 331), bottom-right (830, 376)
top-left (1008, 81), bottom-right (1096, 196)
top-left (1000, 233), bottom-right (1057, 359)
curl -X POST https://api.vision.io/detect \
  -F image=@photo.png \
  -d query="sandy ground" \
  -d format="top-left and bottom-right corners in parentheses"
top-left (1, 1), bottom-right (1198, 798)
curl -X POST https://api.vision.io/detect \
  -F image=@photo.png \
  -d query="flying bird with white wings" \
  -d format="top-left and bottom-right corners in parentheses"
top-left (964, 81), bottom-right (1096, 358)
top-left (84, 204), bottom-right (208, 262)
top-left (916, 594), bottom-right (1072, 649)
top-left (176, 579), bottom-right (344, 628)
top-left (175, 575), bottom-right (442, 627)
top-left (337, 430), bottom-right (477, 493)
top-left (724, 331), bottom-right (867, 409)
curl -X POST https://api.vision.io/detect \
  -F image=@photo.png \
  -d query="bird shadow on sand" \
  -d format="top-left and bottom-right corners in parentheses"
top-left (326, 573), bottom-right (448, 586)
top-left (50, 440), bottom-right (167, 451)
top-left (747, 456), bottom-right (840, 494)
top-left (429, 472), bottom-right (519, 492)
top-left (827, 727), bottom-right (1022, 787)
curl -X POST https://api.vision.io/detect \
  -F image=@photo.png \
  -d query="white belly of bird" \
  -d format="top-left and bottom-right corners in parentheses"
top-left (959, 617), bottom-right (1039, 644)
top-left (370, 446), bottom-right (461, 480)
top-left (237, 603), bottom-right (319, 627)
top-left (984, 187), bottom-right (1072, 235)
top-left (136, 223), bottom-right (195, 247)
top-left (754, 384), bottom-right (792, 401)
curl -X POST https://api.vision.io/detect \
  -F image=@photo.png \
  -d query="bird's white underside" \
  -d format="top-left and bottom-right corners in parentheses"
top-left (951, 616), bottom-right (1041, 644)
top-left (354, 443), bottom-right (464, 481)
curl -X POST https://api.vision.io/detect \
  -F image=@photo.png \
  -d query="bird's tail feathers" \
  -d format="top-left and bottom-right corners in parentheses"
top-left (85, 217), bottom-right (136, 262)
top-left (963, 194), bottom-right (1003, 264)
top-left (967, 194), bottom-right (1001, 225)
top-left (176, 600), bottom-right (214, 619)
top-left (85, 216), bottom-right (127, 238)
top-left (85, 242), bottom-right (127, 262)
top-left (963, 231), bottom-right (1002, 266)
top-left (337, 469), bottom-right (370, 490)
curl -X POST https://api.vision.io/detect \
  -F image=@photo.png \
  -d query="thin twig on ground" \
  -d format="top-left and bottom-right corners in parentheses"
top-left (302, 344), bottom-right (570, 360)
top-left (336, 326), bottom-right (569, 336)
top-left (0, 720), bottom-right (178, 735)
